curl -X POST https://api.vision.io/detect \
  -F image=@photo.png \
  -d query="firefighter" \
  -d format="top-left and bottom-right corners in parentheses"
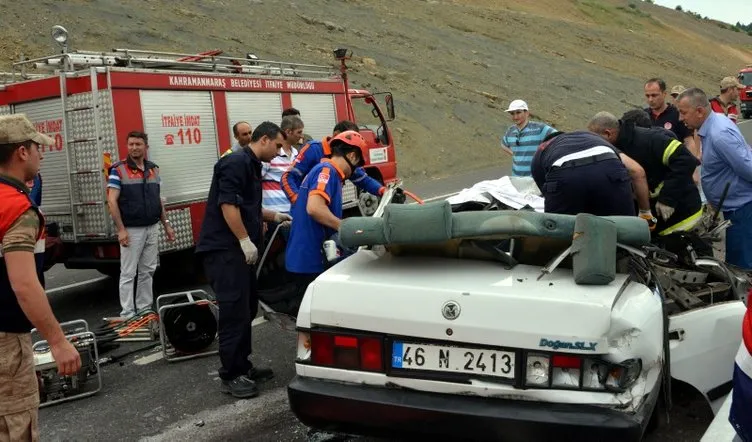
top-left (195, 122), bottom-right (291, 398)
top-left (644, 78), bottom-right (699, 161)
top-left (284, 130), bottom-right (366, 309)
top-left (0, 114), bottom-right (81, 441)
top-left (531, 130), bottom-right (654, 220)
top-left (280, 120), bottom-right (384, 207)
top-left (589, 111), bottom-right (702, 236)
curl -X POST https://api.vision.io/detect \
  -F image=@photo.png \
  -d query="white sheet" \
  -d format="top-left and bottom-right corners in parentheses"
top-left (446, 176), bottom-right (545, 212)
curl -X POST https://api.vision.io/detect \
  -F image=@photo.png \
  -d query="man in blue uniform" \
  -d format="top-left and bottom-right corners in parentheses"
top-left (284, 130), bottom-right (367, 304)
top-left (531, 131), bottom-right (654, 220)
top-left (280, 121), bottom-right (383, 206)
top-left (196, 121), bottom-right (292, 399)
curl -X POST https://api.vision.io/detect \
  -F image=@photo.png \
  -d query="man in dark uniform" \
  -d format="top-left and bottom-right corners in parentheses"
top-left (589, 112), bottom-right (702, 236)
top-left (196, 121), bottom-right (291, 399)
top-left (644, 78), bottom-right (698, 159)
top-left (531, 131), bottom-right (653, 219)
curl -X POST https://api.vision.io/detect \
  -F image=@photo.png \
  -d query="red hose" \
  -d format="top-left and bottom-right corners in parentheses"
top-left (403, 190), bottom-right (424, 205)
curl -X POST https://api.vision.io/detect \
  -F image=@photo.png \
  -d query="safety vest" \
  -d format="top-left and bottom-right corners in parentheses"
top-left (111, 159), bottom-right (162, 227)
top-left (0, 176), bottom-right (45, 333)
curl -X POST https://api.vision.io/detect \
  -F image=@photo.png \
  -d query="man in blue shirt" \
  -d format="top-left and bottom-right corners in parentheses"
top-left (280, 121), bottom-right (384, 206)
top-left (676, 87), bottom-right (752, 270)
top-left (285, 130), bottom-right (367, 302)
top-left (501, 99), bottom-right (556, 177)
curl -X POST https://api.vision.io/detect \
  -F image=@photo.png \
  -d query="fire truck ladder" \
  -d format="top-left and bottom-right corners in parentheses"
top-left (60, 67), bottom-right (111, 240)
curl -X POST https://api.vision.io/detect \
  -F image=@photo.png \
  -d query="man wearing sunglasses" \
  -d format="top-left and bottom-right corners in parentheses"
top-left (501, 99), bottom-right (556, 177)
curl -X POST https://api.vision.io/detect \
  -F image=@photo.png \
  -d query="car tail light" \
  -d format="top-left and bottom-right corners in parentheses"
top-left (525, 353), bottom-right (642, 392)
top-left (305, 331), bottom-right (384, 372)
top-left (525, 354), bottom-right (550, 386)
top-left (551, 355), bottom-right (582, 389)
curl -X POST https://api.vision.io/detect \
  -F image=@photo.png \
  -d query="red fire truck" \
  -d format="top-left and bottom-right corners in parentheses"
top-left (739, 64), bottom-right (752, 120)
top-left (0, 27), bottom-right (398, 275)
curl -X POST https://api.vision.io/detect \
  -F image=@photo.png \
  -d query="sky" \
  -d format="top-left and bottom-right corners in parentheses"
top-left (652, 0), bottom-right (752, 25)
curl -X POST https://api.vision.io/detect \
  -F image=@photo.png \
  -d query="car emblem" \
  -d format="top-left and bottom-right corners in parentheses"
top-left (442, 301), bottom-right (461, 320)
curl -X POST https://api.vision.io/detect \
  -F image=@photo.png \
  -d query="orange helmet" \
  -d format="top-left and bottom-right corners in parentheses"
top-left (330, 130), bottom-right (366, 169)
top-left (330, 130), bottom-right (366, 150)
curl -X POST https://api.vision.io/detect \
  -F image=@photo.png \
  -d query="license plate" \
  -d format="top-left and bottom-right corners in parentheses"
top-left (391, 341), bottom-right (515, 379)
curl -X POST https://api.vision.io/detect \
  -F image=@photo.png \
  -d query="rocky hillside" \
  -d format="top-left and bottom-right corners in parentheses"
top-left (2, 0), bottom-right (751, 181)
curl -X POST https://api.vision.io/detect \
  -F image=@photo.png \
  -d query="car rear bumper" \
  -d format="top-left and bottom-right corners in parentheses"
top-left (288, 376), bottom-right (651, 442)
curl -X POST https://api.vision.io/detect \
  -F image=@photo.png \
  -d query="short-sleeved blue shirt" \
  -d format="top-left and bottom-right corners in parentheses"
top-left (501, 121), bottom-right (556, 177)
top-left (285, 160), bottom-right (344, 274)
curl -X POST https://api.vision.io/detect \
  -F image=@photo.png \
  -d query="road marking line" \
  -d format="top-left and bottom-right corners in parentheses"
top-left (133, 351), bottom-right (165, 366)
top-left (739, 119), bottom-right (751, 125)
top-left (412, 192), bottom-right (459, 204)
top-left (45, 275), bottom-right (109, 295)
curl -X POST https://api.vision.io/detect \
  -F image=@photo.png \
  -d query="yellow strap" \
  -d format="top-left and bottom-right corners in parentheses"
top-left (662, 139), bottom-right (682, 166)
top-left (650, 182), bottom-right (664, 198)
top-left (658, 208), bottom-right (703, 236)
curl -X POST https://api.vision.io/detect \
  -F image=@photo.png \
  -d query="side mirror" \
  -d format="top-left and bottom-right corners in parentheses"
top-left (384, 93), bottom-right (395, 121)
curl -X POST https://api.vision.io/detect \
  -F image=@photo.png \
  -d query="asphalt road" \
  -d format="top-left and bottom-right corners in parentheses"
top-left (38, 119), bottom-right (752, 442)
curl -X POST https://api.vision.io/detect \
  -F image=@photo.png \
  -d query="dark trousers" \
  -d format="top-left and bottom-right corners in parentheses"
top-left (203, 249), bottom-right (258, 381)
top-left (542, 159), bottom-right (636, 217)
top-left (724, 200), bottom-right (752, 270)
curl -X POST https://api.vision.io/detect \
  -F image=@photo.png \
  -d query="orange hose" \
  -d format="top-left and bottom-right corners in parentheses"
top-left (403, 190), bottom-right (424, 205)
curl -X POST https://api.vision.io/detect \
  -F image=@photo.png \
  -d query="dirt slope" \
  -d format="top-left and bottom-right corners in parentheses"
top-left (2, 0), bottom-right (751, 181)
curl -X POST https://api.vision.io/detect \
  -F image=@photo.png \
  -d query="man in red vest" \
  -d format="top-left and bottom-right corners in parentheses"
top-left (0, 114), bottom-right (81, 441)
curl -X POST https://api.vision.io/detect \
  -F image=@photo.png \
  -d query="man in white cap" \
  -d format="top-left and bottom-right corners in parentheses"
top-left (710, 76), bottom-right (744, 124)
top-left (500, 99), bottom-right (556, 177)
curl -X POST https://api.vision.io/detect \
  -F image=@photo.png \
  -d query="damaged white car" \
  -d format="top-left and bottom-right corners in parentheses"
top-left (287, 181), bottom-right (750, 442)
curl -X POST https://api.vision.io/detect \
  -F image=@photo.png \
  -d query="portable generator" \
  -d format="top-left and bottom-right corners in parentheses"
top-left (157, 290), bottom-right (219, 362)
top-left (32, 319), bottom-right (102, 407)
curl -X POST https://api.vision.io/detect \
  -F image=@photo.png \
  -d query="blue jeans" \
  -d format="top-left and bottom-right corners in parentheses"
top-left (724, 200), bottom-right (752, 270)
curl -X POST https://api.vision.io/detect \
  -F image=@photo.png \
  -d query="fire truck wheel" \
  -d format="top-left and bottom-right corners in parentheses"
top-left (744, 111), bottom-right (751, 120)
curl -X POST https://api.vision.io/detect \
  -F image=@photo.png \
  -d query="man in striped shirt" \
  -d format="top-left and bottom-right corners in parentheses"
top-left (261, 115), bottom-right (303, 215)
top-left (501, 99), bottom-right (556, 177)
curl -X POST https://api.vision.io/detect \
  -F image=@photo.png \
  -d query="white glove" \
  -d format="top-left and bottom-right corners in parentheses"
top-left (638, 210), bottom-right (657, 231)
top-left (655, 202), bottom-right (675, 221)
top-left (239, 237), bottom-right (258, 265)
top-left (274, 212), bottom-right (293, 227)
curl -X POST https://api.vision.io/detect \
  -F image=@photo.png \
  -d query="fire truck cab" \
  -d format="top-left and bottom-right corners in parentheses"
top-left (0, 26), bottom-right (398, 275)
top-left (739, 64), bottom-right (752, 120)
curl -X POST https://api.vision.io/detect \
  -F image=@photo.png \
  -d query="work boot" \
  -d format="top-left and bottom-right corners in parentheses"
top-left (220, 375), bottom-right (259, 399)
top-left (248, 365), bottom-right (274, 383)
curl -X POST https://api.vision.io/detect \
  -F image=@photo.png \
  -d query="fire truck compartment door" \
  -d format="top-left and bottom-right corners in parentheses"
top-left (290, 93), bottom-right (336, 140)
top-left (225, 92), bottom-right (282, 144)
top-left (140, 90), bottom-right (218, 204)
top-left (14, 98), bottom-right (68, 213)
